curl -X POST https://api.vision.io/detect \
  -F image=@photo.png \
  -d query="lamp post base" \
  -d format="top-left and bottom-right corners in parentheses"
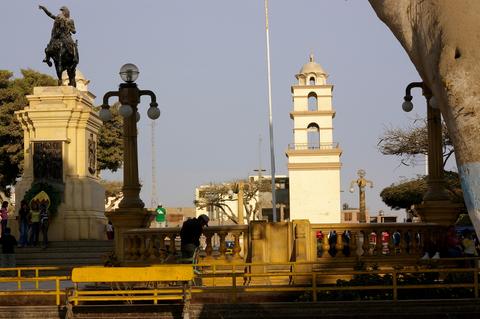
top-left (106, 207), bottom-right (149, 262)
top-left (415, 200), bottom-right (464, 225)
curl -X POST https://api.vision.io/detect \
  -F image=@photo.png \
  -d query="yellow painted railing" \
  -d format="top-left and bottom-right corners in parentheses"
top-left (191, 258), bottom-right (480, 302)
top-left (0, 258), bottom-right (478, 305)
top-left (0, 266), bottom-right (70, 305)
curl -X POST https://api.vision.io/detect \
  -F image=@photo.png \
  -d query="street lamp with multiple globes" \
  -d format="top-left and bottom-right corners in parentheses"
top-left (99, 63), bottom-right (161, 209)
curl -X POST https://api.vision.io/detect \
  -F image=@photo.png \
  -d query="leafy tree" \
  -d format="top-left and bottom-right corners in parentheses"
top-left (380, 177), bottom-right (426, 211)
top-left (194, 178), bottom-right (270, 224)
top-left (378, 119), bottom-right (462, 212)
top-left (380, 171), bottom-right (465, 212)
top-left (100, 179), bottom-right (123, 211)
top-left (377, 119), bottom-right (454, 167)
top-left (101, 179), bottom-right (123, 198)
top-left (0, 69), bottom-right (56, 194)
top-left (97, 102), bottom-right (123, 173)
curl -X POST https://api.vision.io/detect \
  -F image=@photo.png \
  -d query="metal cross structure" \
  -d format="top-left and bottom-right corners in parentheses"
top-left (349, 169), bottom-right (373, 223)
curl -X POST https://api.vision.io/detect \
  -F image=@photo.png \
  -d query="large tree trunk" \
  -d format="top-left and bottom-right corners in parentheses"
top-left (369, 0), bottom-right (480, 232)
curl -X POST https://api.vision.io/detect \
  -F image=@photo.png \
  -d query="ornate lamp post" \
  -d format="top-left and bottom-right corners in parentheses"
top-left (402, 82), bottom-right (461, 225)
top-left (99, 63), bottom-right (161, 209)
top-left (349, 169), bottom-right (373, 223)
top-left (402, 82), bottom-right (449, 201)
top-left (100, 63), bottom-right (160, 260)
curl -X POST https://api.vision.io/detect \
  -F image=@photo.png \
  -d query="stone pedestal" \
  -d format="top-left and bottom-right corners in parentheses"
top-left (106, 208), bottom-right (149, 261)
top-left (14, 79), bottom-right (107, 240)
top-left (249, 221), bottom-right (293, 277)
top-left (415, 200), bottom-right (463, 226)
top-left (292, 220), bottom-right (313, 283)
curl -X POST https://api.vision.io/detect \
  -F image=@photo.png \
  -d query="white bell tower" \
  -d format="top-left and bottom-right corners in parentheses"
top-left (286, 54), bottom-right (342, 223)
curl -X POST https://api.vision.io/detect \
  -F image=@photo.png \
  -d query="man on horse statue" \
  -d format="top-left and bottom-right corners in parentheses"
top-left (39, 5), bottom-right (79, 87)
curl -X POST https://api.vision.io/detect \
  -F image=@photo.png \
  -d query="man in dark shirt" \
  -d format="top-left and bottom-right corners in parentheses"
top-left (180, 214), bottom-right (209, 258)
top-left (0, 227), bottom-right (17, 268)
top-left (18, 200), bottom-right (30, 248)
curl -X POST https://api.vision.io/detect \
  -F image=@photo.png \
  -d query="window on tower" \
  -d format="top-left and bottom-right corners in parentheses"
top-left (308, 92), bottom-right (317, 111)
top-left (309, 77), bottom-right (315, 85)
top-left (307, 123), bottom-right (320, 149)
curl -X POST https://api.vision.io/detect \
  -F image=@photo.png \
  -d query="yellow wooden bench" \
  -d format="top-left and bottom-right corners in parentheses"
top-left (66, 265), bottom-right (194, 319)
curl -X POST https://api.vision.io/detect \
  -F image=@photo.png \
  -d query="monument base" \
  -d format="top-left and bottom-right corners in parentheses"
top-left (60, 210), bottom-right (106, 240)
top-left (14, 176), bottom-right (107, 241)
top-left (415, 200), bottom-right (463, 226)
top-left (13, 82), bottom-right (107, 241)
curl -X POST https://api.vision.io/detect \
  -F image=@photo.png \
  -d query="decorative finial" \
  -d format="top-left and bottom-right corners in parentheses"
top-left (309, 53), bottom-right (314, 62)
top-left (357, 169), bottom-right (366, 178)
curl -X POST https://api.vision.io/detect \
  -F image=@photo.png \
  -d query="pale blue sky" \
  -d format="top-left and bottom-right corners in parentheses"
top-left (1, 1), bottom-right (444, 218)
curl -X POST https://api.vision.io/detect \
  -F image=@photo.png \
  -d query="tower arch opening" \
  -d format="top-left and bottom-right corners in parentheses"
top-left (308, 92), bottom-right (317, 111)
top-left (307, 122), bottom-right (320, 149)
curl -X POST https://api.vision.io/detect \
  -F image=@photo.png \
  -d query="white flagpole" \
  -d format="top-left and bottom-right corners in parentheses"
top-left (264, 0), bottom-right (277, 222)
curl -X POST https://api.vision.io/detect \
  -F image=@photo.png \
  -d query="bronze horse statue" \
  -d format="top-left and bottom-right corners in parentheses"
top-left (39, 5), bottom-right (79, 87)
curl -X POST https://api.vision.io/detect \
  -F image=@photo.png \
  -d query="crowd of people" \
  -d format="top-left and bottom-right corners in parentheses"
top-left (419, 225), bottom-right (479, 263)
top-left (445, 225), bottom-right (479, 258)
top-left (16, 200), bottom-right (50, 249)
top-left (0, 200), bottom-right (51, 269)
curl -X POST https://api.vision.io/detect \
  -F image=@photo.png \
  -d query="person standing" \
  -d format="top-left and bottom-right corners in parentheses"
top-left (29, 202), bottom-right (41, 247)
top-left (0, 201), bottom-right (9, 237)
top-left (151, 205), bottom-right (167, 228)
top-left (0, 228), bottom-right (17, 268)
top-left (106, 221), bottom-right (114, 240)
top-left (446, 225), bottom-right (462, 258)
top-left (462, 229), bottom-right (477, 267)
top-left (17, 200), bottom-right (30, 248)
top-left (39, 204), bottom-right (49, 249)
top-left (180, 214), bottom-right (209, 258)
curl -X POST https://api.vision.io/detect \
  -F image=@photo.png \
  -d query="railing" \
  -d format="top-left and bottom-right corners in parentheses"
top-left (124, 222), bottom-right (445, 265)
top-left (288, 142), bottom-right (339, 150)
top-left (310, 223), bottom-right (445, 259)
top-left (123, 225), bottom-right (249, 264)
top-left (0, 259), bottom-right (478, 305)
top-left (0, 266), bottom-right (69, 305)
top-left (191, 259), bottom-right (480, 302)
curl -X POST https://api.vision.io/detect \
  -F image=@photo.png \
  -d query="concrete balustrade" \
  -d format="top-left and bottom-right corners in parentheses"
top-left (310, 223), bottom-right (444, 259)
top-left (123, 225), bottom-right (248, 264)
top-left (121, 221), bottom-right (446, 267)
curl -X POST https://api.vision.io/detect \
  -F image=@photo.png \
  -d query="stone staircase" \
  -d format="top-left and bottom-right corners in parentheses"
top-left (15, 240), bottom-right (114, 269)
top-left (0, 306), bottom-right (65, 319)
top-left (1, 300), bottom-right (480, 319)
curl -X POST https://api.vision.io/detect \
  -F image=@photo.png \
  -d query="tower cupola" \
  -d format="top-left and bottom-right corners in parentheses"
top-left (296, 54), bottom-right (327, 85)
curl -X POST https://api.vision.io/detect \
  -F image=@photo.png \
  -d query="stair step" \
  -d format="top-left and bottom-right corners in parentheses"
top-left (11, 240), bottom-right (114, 268)
top-left (0, 306), bottom-right (63, 319)
top-left (17, 259), bottom-right (105, 266)
top-left (34, 240), bottom-right (114, 248)
top-left (0, 301), bottom-right (480, 319)
top-left (16, 251), bottom-right (110, 259)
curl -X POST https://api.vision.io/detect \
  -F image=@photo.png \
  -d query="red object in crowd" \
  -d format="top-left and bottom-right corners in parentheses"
top-left (316, 230), bottom-right (324, 240)
top-left (381, 231), bottom-right (390, 243)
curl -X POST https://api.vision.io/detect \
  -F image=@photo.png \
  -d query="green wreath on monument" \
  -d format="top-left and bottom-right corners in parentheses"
top-left (23, 182), bottom-right (62, 215)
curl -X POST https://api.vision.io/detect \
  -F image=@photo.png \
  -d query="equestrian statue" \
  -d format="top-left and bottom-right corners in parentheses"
top-left (39, 5), bottom-right (79, 87)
